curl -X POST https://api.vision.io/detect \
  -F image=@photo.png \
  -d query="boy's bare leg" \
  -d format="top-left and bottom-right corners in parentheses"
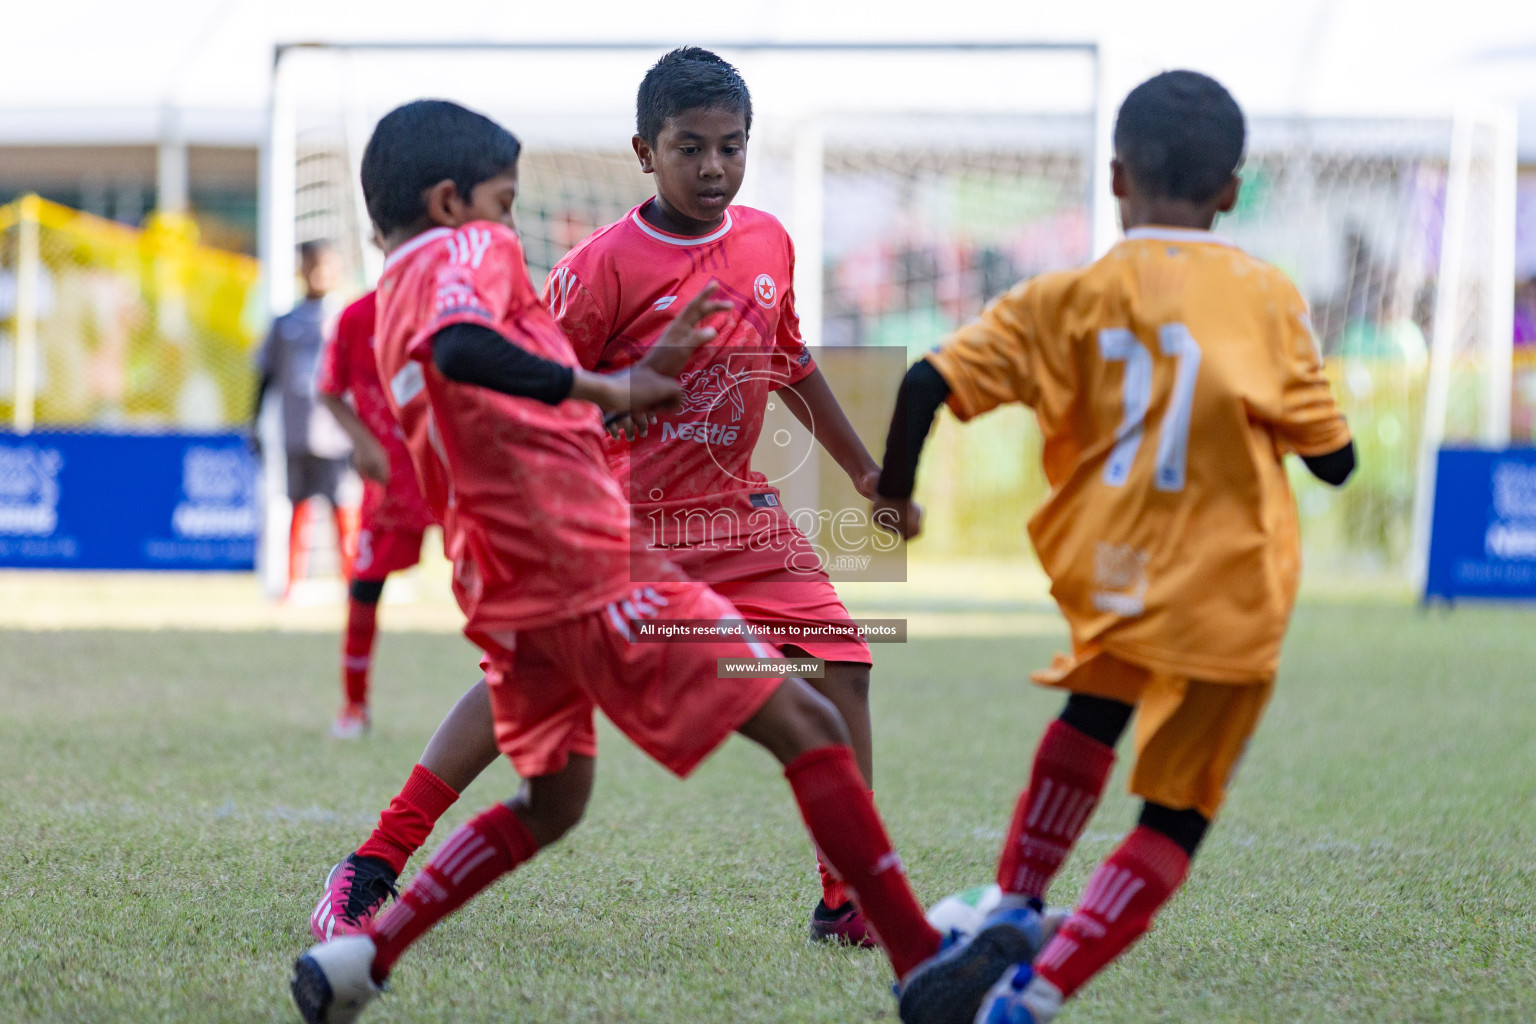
top-left (417, 679), bottom-right (502, 791)
top-left (790, 651), bottom-right (873, 785)
top-left (736, 678), bottom-right (941, 981)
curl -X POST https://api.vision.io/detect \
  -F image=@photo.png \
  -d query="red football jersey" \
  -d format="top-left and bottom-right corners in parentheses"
top-left (316, 290), bottom-right (435, 533)
top-left (373, 222), bottom-right (675, 634)
top-left (544, 202), bottom-right (815, 546)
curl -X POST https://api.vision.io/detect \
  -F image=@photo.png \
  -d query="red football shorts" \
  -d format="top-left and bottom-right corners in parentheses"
top-left (477, 581), bottom-right (785, 779)
top-left (665, 543), bottom-right (872, 665)
top-left (352, 526), bottom-right (426, 582)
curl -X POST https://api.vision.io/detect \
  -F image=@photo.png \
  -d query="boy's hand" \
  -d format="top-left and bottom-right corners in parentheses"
top-left (605, 410), bottom-right (659, 441)
top-left (852, 466), bottom-right (882, 502)
top-left (579, 367), bottom-right (685, 416)
top-left (872, 495), bottom-right (923, 540)
top-left (352, 435), bottom-right (391, 485)
top-left (640, 282), bottom-right (733, 377)
top-left (594, 283), bottom-right (730, 434)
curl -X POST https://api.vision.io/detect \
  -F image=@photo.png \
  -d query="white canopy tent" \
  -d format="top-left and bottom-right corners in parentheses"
top-left (2, 0), bottom-right (1535, 152)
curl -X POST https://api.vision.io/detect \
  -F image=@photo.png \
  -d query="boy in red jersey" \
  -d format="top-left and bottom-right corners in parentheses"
top-left (316, 288), bottom-right (438, 738)
top-left (883, 72), bottom-right (1354, 1024)
top-left (307, 48), bottom-right (887, 948)
top-left (289, 99), bottom-right (940, 1024)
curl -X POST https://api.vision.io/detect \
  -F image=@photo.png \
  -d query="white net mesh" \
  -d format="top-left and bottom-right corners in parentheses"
top-left (1228, 122), bottom-right (1451, 574)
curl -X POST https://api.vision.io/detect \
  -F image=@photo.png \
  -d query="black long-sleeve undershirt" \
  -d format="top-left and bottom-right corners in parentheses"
top-left (876, 357), bottom-right (1357, 499)
top-left (431, 322), bottom-right (574, 405)
top-left (1300, 440), bottom-right (1355, 486)
top-left (877, 358), bottom-right (950, 500)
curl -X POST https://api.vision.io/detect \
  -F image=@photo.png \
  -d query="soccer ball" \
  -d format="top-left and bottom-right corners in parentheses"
top-left (925, 883), bottom-right (1002, 937)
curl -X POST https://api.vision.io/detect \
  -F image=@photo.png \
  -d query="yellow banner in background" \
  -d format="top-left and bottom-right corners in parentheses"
top-left (0, 195), bottom-right (261, 431)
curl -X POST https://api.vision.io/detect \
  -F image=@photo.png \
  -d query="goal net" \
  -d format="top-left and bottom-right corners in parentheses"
top-left (266, 43), bottom-right (1514, 587)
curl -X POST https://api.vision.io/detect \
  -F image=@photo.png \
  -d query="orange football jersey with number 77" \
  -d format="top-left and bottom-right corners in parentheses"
top-left (927, 226), bottom-right (1351, 684)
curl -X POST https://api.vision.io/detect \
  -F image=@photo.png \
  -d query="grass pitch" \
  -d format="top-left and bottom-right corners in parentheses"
top-left (2, 600), bottom-right (1534, 1022)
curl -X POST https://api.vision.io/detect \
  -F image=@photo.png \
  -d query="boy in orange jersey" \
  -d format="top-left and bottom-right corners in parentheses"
top-left (880, 71), bottom-right (1355, 1024)
top-left (289, 99), bottom-right (941, 1024)
top-left (308, 47), bottom-right (886, 949)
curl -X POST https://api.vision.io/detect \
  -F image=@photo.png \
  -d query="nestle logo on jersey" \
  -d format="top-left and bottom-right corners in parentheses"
top-left (661, 420), bottom-right (740, 446)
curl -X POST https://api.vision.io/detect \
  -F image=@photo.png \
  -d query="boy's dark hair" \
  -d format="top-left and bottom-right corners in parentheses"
top-left (1114, 70), bottom-right (1245, 204)
top-left (636, 47), bottom-right (752, 143)
top-left (361, 99), bottom-right (521, 235)
top-left (298, 239), bottom-right (334, 263)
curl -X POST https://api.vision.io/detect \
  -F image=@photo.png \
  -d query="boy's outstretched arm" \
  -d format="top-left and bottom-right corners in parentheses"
top-left (432, 323), bottom-right (681, 414)
top-left (873, 358), bottom-right (951, 539)
top-left (782, 368), bottom-right (882, 499)
top-left (436, 284), bottom-right (730, 416)
top-left (1301, 439), bottom-right (1355, 486)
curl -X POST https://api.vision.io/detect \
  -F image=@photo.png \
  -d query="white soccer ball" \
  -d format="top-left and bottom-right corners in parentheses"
top-left (924, 883), bottom-right (1002, 937)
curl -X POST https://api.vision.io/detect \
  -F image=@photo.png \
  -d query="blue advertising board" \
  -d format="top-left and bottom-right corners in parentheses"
top-left (1425, 446), bottom-right (1536, 601)
top-left (0, 431), bottom-right (258, 570)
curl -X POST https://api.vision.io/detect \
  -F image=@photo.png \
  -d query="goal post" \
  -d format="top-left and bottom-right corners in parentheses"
top-left (1407, 106), bottom-right (1519, 592)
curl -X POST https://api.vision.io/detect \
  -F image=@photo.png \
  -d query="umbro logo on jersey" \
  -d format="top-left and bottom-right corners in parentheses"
top-left (654, 295), bottom-right (678, 310)
top-left (753, 274), bottom-right (776, 308)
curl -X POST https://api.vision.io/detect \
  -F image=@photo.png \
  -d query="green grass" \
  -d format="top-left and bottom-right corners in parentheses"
top-left (3, 602), bottom-right (1535, 1022)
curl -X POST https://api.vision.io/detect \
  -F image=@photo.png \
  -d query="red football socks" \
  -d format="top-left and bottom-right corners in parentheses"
top-left (817, 849), bottom-right (849, 909)
top-left (785, 746), bottom-right (940, 979)
top-left (1032, 825), bottom-right (1190, 998)
top-left (342, 595), bottom-right (380, 706)
top-left (997, 719), bottom-right (1116, 899)
top-left (333, 505), bottom-right (359, 581)
top-left (368, 802), bottom-right (538, 983)
top-left (287, 500), bottom-right (312, 588)
top-left (356, 764), bottom-right (460, 875)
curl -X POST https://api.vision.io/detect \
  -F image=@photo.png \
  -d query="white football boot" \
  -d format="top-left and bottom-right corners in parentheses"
top-left (290, 934), bottom-right (384, 1024)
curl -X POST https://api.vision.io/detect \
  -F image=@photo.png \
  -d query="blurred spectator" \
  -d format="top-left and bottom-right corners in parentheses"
top-left (251, 240), bottom-right (355, 595)
top-left (1514, 277), bottom-right (1536, 347)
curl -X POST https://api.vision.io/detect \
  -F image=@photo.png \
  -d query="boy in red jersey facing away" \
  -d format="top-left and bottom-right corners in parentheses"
top-left (316, 288), bottom-right (438, 738)
top-left (306, 47), bottom-right (887, 949)
top-left (289, 99), bottom-right (941, 1024)
top-left (882, 72), bottom-right (1355, 1024)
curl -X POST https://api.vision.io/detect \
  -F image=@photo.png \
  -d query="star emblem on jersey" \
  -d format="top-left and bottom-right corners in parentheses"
top-left (754, 274), bottom-right (776, 308)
